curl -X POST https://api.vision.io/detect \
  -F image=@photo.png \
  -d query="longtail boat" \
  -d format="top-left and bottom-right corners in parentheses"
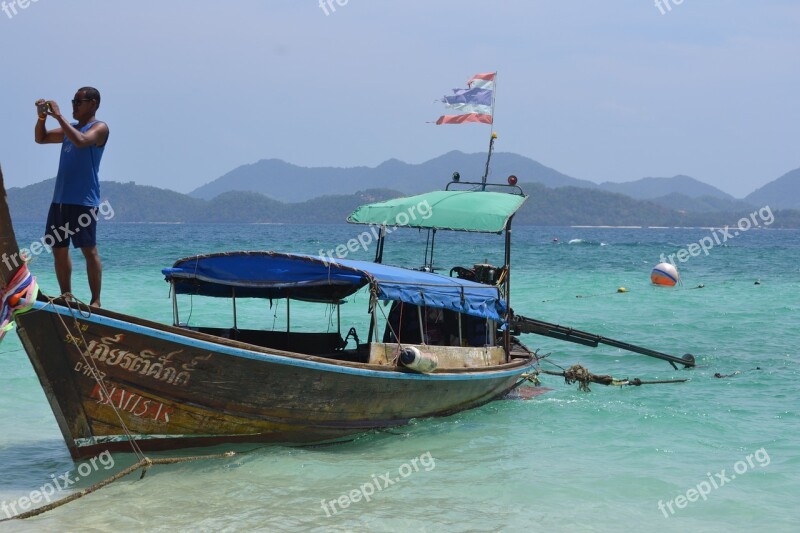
top-left (0, 165), bottom-right (694, 460)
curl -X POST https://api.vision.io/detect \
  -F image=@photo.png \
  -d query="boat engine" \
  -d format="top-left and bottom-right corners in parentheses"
top-left (449, 265), bottom-right (476, 281)
top-left (451, 263), bottom-right (503, 285)
top-left (472, 263), bottom-right (502, 285)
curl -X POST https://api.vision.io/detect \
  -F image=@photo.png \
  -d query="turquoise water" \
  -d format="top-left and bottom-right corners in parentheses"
top-left (1, 222), bottom-right (798, 531)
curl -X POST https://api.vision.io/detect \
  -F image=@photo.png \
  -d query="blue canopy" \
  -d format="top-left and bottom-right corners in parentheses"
top-left (163, 252), bottom-right (507, 322)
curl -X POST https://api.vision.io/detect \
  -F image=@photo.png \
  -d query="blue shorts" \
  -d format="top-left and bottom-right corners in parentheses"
top-left (44, 203), bottom-right (98, 249)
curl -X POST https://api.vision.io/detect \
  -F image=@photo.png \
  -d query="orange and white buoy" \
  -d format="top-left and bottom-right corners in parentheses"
top-left (651, 262), bottom-right (679, 286)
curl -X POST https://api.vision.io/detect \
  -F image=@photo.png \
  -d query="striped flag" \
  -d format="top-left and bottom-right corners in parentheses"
top-left (436, 72), bottom-right (496, 125)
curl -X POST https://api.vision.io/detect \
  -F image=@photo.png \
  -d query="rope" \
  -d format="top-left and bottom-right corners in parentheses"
top-left (49, 295), bottom-right (147, 461)
top-left (563, 364), bottom-right (597, 392)
top-left (714, 367), bottom-right (761, 379)
top-left (509, 371), bottom-right (540, 390)
top-left (0, 451), bottom-right (237, 522)
top-left (0, 294), bottom-right (277, 522)
top-left (538, 364), bottom-right (689, 392)
top-left (376, 297), bottom-right (406, 366)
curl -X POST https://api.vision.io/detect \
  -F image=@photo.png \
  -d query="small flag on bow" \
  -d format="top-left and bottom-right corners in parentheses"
top-left (436, 72), bottom-right (496, 125)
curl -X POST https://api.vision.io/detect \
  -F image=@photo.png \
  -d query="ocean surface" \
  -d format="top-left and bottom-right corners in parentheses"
top-left (0, 222), bottom-right (797, 532)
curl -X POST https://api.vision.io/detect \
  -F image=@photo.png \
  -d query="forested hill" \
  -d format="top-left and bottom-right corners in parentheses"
top-left (8, 179), bottom-right (800, 228)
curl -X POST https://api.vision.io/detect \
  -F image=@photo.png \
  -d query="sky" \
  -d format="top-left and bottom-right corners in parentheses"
top-left (0, 1), bottom-right (798, 198)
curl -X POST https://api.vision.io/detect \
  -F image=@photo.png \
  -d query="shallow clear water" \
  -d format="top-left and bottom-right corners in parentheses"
top-left (1, 223), bottom-right (798, 531)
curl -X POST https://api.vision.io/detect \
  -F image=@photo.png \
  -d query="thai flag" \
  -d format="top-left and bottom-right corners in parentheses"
top-left (436, 72), bottom-right (495, 125)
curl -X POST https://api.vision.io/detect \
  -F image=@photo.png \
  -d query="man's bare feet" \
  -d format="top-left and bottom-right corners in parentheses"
top-left (90, 300), bottom-right (101, 308)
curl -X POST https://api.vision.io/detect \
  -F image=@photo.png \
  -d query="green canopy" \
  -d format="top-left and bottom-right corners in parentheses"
top-left (347, 190), bottom-right (527, 233)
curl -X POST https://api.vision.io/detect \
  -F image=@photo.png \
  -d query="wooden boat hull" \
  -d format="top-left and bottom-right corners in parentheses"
top-left (16, 298), bottom-right (535, 459)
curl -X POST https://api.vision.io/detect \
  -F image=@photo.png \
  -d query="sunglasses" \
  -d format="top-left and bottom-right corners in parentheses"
top-left (72, 99), bottom-right (93, 106)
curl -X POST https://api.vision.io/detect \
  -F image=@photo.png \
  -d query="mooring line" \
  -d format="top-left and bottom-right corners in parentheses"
top-left (0, 451), bottom-right (238, 522)
top-left (0, 296), bottom-right (291, 521)
top-left (538, 365), bottom-right (689, 392)
top-left (53, 295), bottom-right (147, 461)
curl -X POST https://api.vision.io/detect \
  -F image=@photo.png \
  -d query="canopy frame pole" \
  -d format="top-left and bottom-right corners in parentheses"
top-left (420, 228), bottom-right (437, 271)
top-left (371, 297), bottom-right (378, 344)
top-left (171, 281), bottom-right (179, 326)
top-left (418, 306), bottom-right (425, 345)
top-left (429, 229), bottom-right (436, 271)
top-left (458, 313), bottom-right (463, 347)
top-left (503, 215), bottom-right (514, 360)
top-left (374, 226), bottom-right (386, 263)
top-left (232, 287), bottom-right (237, 331)
top-left (284, 297), bottom-right (290, 351)
top-left (423, 229), bottom-right (431, 268)
top-left (367, 305), bottom-right (375, 344)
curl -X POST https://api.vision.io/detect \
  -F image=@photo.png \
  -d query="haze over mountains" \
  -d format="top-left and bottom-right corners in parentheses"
top-left (7, 151), bottom-right (800, 226)
top-left (745, 168), bottom-right (800, 210)
top-left (189, 151), bottom-right (596, 203)
top-left (598, 175), bottom-right (734, 201)
top-left (189, 151), bottom-right (799, 213)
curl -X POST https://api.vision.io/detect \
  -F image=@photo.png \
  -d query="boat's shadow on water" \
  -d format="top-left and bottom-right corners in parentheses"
top-left (0, 395), bottom-right (543, 496)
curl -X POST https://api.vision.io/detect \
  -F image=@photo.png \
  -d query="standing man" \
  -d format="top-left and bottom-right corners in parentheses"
top-left (35, 87), bottom-right (109, 307)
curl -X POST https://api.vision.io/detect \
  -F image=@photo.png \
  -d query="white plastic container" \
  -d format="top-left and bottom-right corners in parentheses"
top-left (399, 346), bottom-right (438, 373)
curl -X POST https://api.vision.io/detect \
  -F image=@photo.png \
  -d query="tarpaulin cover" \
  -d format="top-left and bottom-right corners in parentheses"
top-left (163, 252), bottom-right (506, 322)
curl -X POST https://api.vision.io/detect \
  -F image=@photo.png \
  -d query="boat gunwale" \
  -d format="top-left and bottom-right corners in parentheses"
top-left (29, 295), bottom-right (535, 379)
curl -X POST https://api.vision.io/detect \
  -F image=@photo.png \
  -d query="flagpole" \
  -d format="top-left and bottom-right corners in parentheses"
top-left (481, 71), bottom-right (497, 189)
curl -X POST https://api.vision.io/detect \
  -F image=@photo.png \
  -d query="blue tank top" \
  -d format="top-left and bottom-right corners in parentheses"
top-left (52, 121), bottom-right (107, 206)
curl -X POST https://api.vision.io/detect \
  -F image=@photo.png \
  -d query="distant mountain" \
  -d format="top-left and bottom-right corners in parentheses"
top-left (745, 168), bottom-right (800, 210)
top-left (195, 154), bottom-right (800, 210)
top-left (9, 179), bottom-right (800, 228)
top-left (189, 151), bottom-right (597, 202)
top-left (599, 175), bottom-right (734, 201)
top-left (6, 181), bottom-right (403, 224)
top-left (196, 189), bottom-right (403, 224)
top-left (5, 178), bottom-right (56, 223)
top-left (516, 184), bottom-right (800, 227)
top-left (7, 154), bottom-right (799, 227)
top-left (7, 179), bottom-right (206, 223)
top-left (647, 193), bottom-right (755, 213)
top-left (516, 183), bottom-right (677, 226)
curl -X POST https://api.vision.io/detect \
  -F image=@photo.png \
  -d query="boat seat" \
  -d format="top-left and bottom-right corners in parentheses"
top-left (193, 327), bottom-right (346, 355)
